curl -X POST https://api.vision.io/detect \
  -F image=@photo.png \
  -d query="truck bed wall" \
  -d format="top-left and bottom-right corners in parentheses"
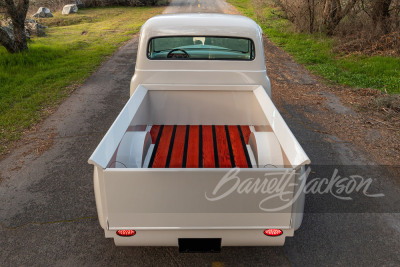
top-left (130, 87), bottom-right (268, 126)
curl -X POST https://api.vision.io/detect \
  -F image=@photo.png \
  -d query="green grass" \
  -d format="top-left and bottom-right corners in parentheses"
top-left (227, 0), bottom-right (400, 94)
top-left (0, 6), bottom-right (164, 153)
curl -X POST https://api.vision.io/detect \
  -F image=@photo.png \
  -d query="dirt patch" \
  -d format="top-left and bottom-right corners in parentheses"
top-left (22, 132), bottom-right (58, 158)
top-left (0, 101), bottom-right (59, 162)
top-left (335, 32), bottom-right (400, 57)
top-left (264, 36), bottom-right (400, 167)
top-left (0, 129), bottom-right (58, 174)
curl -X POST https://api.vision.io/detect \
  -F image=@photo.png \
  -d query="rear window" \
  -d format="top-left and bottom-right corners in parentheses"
top-left (147, 36), bottom-right (255, 60)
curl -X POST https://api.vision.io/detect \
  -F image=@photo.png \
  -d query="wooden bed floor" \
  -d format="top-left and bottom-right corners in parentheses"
top-left (149, 125), bottom-right (252, 168)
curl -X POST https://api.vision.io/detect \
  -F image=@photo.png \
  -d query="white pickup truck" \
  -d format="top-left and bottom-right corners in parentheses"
top-left (88, 14), bottom-right (310, 250)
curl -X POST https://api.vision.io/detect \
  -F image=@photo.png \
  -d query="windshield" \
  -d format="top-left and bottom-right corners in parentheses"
top-left (147, 36), bottom-right (255, 60)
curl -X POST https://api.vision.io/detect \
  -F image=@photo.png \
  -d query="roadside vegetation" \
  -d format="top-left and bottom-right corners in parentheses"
top-left (227, 0), bottom-right (400, 94)
top-left (26, 0), bottom-right (169, 14)
top-left (0, 6), bottom-right (163, 154)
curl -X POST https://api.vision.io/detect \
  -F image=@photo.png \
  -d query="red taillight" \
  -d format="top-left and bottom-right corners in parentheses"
top-left (264, 229), bottom-right (283, 237)
top-left (116, 230), bottom-right (136, 237)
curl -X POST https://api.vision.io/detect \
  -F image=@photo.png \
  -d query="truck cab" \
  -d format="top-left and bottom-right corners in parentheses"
top-left (130, 13), bottom-right (271, 97)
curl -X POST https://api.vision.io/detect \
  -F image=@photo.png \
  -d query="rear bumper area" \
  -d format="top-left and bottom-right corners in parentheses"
top-left (107, 228), bottom-right (294, 246)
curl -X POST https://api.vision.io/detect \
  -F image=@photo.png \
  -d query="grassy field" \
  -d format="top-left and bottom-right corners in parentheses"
top-left (0, 6), bottom-right (163, 154)
top-left (227, 0), bottom-right (400, 94)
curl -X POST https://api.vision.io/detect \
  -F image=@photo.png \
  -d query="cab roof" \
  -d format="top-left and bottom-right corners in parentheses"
top-left (140, 13), bottom-right (262, 40)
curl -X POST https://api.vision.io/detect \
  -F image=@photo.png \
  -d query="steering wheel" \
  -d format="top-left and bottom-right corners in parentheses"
top-left (167, 49), bottom-right (190, 59)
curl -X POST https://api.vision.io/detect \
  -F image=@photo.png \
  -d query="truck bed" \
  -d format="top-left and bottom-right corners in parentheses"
top-left (148, 125), bottom-right (252, 168)
top-left (88, 85), bottom-right (311, 246)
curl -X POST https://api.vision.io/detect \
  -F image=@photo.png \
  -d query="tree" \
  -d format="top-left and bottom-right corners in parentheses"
top-left (0, 0), bottom-right (29, 53)
top-left (323, 0), bottom-right (359, 35)
top-left (371, 0), bottom-right (392, 34)
top-left (306, 0), bottom-right (316, 33)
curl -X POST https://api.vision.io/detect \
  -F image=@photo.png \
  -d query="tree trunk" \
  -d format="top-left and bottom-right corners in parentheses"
top-left (323, 0), bottom-right (358, 35)
top-left (10, 7), bottom-right (28, 52)
top-left (307, 0), bottom-right (315, 34)
top-left (0, 0), bottom-right (29, 53)
top-left (372, 0), bottom-right (392, 34)
top-left (323, 0), bottom-right (341, 35)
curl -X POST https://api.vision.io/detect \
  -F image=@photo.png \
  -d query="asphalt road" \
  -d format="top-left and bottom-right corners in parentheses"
top-left (1, 0), bottom-right (399, 266)
top-left (163, 0), bottom-right (239, 14)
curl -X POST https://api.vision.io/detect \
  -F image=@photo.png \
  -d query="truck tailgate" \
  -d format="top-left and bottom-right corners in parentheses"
top-left (103, 168), bottom-right (297, 230)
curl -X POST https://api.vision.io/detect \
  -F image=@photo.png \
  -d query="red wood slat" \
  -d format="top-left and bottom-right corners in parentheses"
top-left (228, 126), bottom-right (249, 168)
top-left (215, 126), bottom-right (231, 168)
top-left (186, 125), bottom-right (199, 168)
top-left (150, 125), bottom-right (161, 144)
top-left (240, 125), bottom-right (251, 144)
top-left (152, 125), bottom-right (174, 168)
top-left (202, 125), bottom-right (215, 168)
top-left (169, 125), bottom-right (187, 168)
